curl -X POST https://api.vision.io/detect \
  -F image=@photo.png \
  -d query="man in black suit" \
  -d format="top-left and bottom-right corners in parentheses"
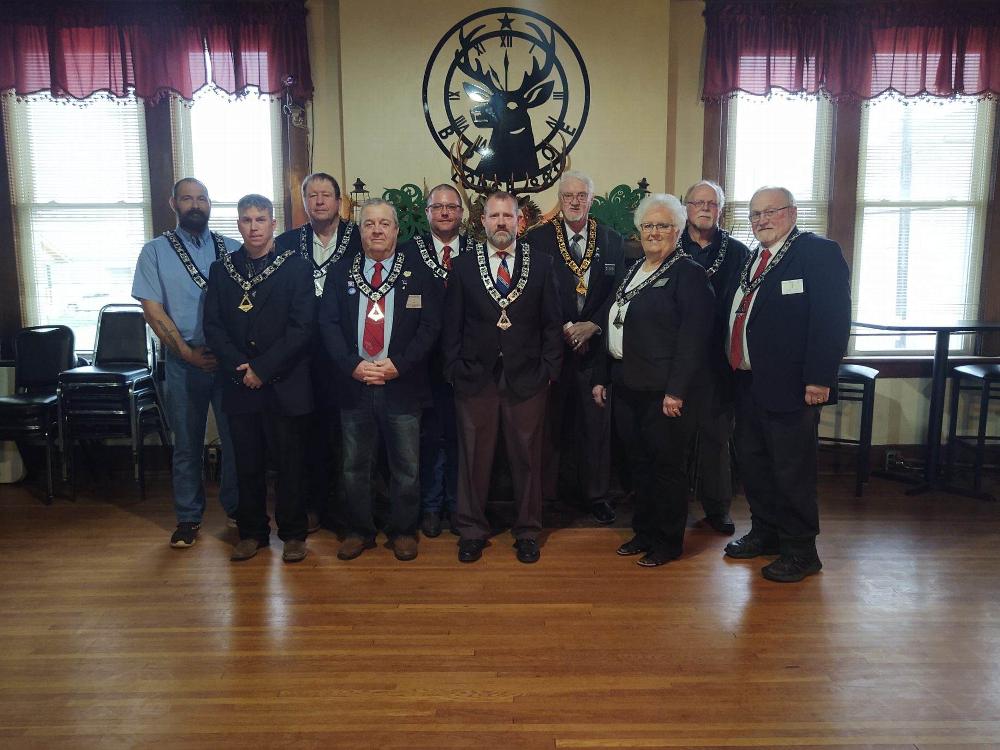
top-left (319, 199), bottom-right (442, 562)
top-left (680, 180), bottom-right (750, 536)
top-left (524, 170), bottom-right (624, 525)
top-left (409, 183), bottom-right (469, 538)
top-left (204, 194), bottom-right (316, 563)
top-left (443, 191), bottom-right (563, 564)
top-left (722, 186), bottom-right (851, 582)
top-left (275, 173), bottom-right (361, 534)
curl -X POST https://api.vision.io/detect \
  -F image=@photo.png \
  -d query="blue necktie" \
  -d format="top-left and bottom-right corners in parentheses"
top-left (495, 251), bottom-right (511, 294)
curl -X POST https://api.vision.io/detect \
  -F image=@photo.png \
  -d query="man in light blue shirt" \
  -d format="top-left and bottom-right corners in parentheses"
top-left (132, 178), bottom-right (242, 548)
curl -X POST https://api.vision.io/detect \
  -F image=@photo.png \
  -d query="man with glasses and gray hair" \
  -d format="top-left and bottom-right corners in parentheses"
top-left (523, 170), bottom-right (624, 525)
top-left (722, 186), bottom-right (850, 582)
top-left (680, 180), bottom-right (750, 536)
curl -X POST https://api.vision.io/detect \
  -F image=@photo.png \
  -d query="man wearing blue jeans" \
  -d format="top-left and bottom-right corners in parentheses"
top-left (132, 178), bottom-right (241, 547)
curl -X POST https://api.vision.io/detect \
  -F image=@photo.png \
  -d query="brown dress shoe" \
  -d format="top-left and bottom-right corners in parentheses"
top-left (282, 539), bottom-right (307, 563)
top-left (337, 536), bottom-right (376, 561)
top-left (392, 535), bottom-right (418, 561)
top-left (231, 538), bottom-right (263, 561)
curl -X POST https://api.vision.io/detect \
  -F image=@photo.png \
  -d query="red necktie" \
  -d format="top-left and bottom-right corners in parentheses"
top-left (363, 261), bottom-right (384, 357)
top-left (729, 248), bottom-right (771, 370)
top-left (441, 244), bottom-right (452, 270)
top-left (496, 251), bottom-right (512, 293)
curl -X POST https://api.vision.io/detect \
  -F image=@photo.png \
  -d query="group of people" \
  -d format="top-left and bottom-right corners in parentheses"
top-left (131, 168), bottom-right (850, 582)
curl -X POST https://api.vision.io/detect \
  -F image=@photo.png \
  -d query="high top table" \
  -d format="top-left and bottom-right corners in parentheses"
top-left (852, 320), bottom-right (1000, 500)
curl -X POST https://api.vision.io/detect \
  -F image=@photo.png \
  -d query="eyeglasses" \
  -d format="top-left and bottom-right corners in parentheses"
top-left (560, 192), bottom-right (590, 203)
top-left (639, 222), bottom-right (677, 233)
top-left (428, 203), bottom-right (462, 213)
top-left (748, 206), bottom-right (792, 223)
top-left (686, 200), bottom-right (719, 210)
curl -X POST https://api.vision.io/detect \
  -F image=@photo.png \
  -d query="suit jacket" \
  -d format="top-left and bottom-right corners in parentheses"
top-left (443, 241), bottom-right (563, 402)
top-left (204, 248), bottom-right (316, 416)
top-left (596, 255), bottom-right (715, 399)
top-left (523, 218), bottom-right (625, 369)
top-left (318, 249), bottom-right (443, 411)
top-left (275, 220), bottom-right (362, 409)
top-left (722, 228), bottom-right (851, 412)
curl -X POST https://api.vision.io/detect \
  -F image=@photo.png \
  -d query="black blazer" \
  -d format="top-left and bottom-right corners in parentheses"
top-left (204, 249), bottom-right (316, 416)
top-left (275, 220), bottom-right (362, 409)
top-left (443, 242), bottom-right (563, 402)
top-left (523, 218), bottom-right (625, 369)
top-left (318, 250), bottom-right (443, 411)
top-left (595, 255), bottom-right (715, 399)
top-left (721, 229), bottom-right (851, 412)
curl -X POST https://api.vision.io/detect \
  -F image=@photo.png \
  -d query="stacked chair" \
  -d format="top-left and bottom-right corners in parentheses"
top-left (0, 325), bottom-right (76, 503)
top-left (58, 304), bottom-right (167, 498)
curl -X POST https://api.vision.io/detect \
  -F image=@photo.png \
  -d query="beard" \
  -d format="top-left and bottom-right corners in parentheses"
top-left (486, 227), bottom-right (514, 249)
top-left (178, 209), bottom-right (209, 233)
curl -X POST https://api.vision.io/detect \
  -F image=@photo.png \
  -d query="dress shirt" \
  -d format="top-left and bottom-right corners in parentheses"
top-left (727, 228), bottom-right (792, 370)
top-left (432, 234), bottom-right (460, 268)
top-left (607, 263), bottom-right (657, 360)
top-left (355, 253), bottom-right (396, 361)
top-left (487, 242), bottom-right (518, 283)
top-left (312, 224), bottom-right (340, 295)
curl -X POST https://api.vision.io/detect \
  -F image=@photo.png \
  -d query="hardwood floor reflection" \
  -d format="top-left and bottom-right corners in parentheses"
top-left (1, 474), bottom-right (998, 749)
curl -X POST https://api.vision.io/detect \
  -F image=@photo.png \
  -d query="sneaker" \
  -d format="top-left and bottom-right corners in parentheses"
top-left (231, 538), bottom-right (264, 561)
top-left (170, 522), bottom-right (201, 548)
top-left (282, 539), bottom-right (308, 563)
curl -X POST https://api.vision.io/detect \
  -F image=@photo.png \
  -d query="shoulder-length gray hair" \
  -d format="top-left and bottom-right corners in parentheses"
top-left (633, 193), bottom-right (685, 230)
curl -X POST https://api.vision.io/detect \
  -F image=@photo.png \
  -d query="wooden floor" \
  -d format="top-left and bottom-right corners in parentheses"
top-left (1, 472), bottom-right (999, 749)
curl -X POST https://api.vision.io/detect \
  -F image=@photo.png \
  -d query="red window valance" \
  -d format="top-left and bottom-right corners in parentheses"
top-left (703, 0), bottom-right (1000, 101)
top-left (0, 0), bottom-right (313, 102)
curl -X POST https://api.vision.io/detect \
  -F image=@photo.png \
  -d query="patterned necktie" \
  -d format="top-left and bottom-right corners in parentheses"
top-left (729, 248), bottom-right (772, 370)
top-left (495, 251), bottom-right (511, 294)
top-left (570, 233), bottom-right (583, 262)
top-left (441, 244), bottom-right (453, 271)
top-left (363, 261), bottom-right (384, 357)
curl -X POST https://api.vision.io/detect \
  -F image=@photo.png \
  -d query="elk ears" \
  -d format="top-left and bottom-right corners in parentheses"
top-left (523, 80), bottom-right (555, 109)
top-left (463, 82), bottom-right (491, 103)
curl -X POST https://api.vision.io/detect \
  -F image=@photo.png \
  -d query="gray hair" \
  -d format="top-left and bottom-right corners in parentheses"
top-left (633, 193), bottom-right (686, 230)
top-left (559, 169), bottom-right (595, 196)
top-left (750, 186), bottom-right (796, 207)
top-left (359, 198), bottom-right (399, 226)
top-left (237, 193), bottom-right (273, 219)
top-left (684, 179), bottom-right (726, 210)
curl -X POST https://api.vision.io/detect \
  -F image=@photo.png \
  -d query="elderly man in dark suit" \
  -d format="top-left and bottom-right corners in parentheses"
top-left (523, 170), bottom-right (624, 525)
top-left (443, 191), bottom-right (563, 564)
top-left (320, 199), bottom-right (443, 562)
top-left (204, 194), bottom-right (316, 563)
top-left (722, 186), bottom-right (851, 582)
top-left (409, 183), bottom-right (469, 538)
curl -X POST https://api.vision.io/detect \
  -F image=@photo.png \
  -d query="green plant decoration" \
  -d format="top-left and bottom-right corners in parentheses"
top-left (382, 184), bottom-right (429, 242)
top-left (591, 184), bottom-right (645, 241)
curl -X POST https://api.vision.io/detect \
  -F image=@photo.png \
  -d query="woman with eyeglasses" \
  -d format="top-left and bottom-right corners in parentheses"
top-left (592, 193), bottom-right (714, 566)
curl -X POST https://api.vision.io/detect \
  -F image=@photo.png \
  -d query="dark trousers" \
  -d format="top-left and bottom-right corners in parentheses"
top-left (613, 384), bottom-right (692, 557)
top-left (455, 379), bottom-right (547, 542)
top-left (733, 372), bottom-right (821, 557)
top-left (304, 405), bottom-right (343, 526)
top-left (419, 379), bottom-right (458, 516)
top-left (690, 379), bottom-right (735, 517)
top-left (543, 351), bottom-right (612, 505)
top-left (341, 388), bottom-right (421, 541)
top-left (229, 410), bottom-right (308, 543)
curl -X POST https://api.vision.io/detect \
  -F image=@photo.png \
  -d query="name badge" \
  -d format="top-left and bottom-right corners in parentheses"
top-left (781, 279), bottom-right (804, 295)
top-left (406, 294), bottom-right (422, 309)
top-left (653, 278), bottom-right (669, 288)
top-left (604, 263), bottom-right (615, 275)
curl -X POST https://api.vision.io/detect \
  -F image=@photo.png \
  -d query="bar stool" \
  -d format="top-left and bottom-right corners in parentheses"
top-left (946, 364), bottom-right (1000, 491)
top-left (820, 364), bottom-right (879, 497)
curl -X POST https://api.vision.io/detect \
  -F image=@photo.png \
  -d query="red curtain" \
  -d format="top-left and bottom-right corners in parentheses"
top-left (0, 0), bottom-right (313, 102)
top-left (703, 0), bottom-right (1000, 101)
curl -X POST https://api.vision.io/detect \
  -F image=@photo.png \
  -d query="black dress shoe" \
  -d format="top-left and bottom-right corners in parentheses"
top-left (705, 513), bottom-right (736, 535)
top-left (637, 549), bottom-right (677, 567)
top-left (458, 539), bottom-right (486, 563)
top-left (761, 554), bottom-right (822, 582)
top-left (616, 536), bottom-right (651, 556)
top-left (590, 501), bottom-right (616, 525)
top-left (514, 538), bottom-right (540, 564)
top-left (421, 511), bottom-right (442, 538)
top-left (724, 532), bottom-right (780, 559)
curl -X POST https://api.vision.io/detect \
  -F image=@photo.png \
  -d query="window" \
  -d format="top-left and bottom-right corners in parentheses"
top-left (722, 93), bottom-right (833, 245)
top-left (171, 86), bottom-right (286, 239)
top-left (3, 94), bottom-right (151, 347)
top-left (852, 96), bottom-right (996, 353)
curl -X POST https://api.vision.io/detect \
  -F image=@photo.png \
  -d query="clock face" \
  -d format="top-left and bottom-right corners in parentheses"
top-left (422, 7), bottom-right (590, 192)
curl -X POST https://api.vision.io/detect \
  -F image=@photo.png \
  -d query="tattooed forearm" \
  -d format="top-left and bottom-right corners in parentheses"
top-left (151, 316), bottom-right (187, 359)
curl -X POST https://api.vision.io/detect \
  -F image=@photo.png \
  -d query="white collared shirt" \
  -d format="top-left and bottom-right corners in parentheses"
top-left (564, 220), bottom-right (592, 294)
top-left (432, 234), bottom-right (460, 268)
top-left (487, 241), bottom-right (517, 282)
top-left (312, 223), bottom-right (340, 295)
top-left (607, 263), bottom-right (657, 360)
top-left (727, 228), bottom-right (792, 370)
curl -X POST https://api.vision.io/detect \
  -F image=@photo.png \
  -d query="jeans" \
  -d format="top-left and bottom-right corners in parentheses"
top-left (341, 388), bottom-right (421, 540)
top-left (419, 380), bottom-right (458, 516)
top-left (163, 351), bottom-right (238, 523)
